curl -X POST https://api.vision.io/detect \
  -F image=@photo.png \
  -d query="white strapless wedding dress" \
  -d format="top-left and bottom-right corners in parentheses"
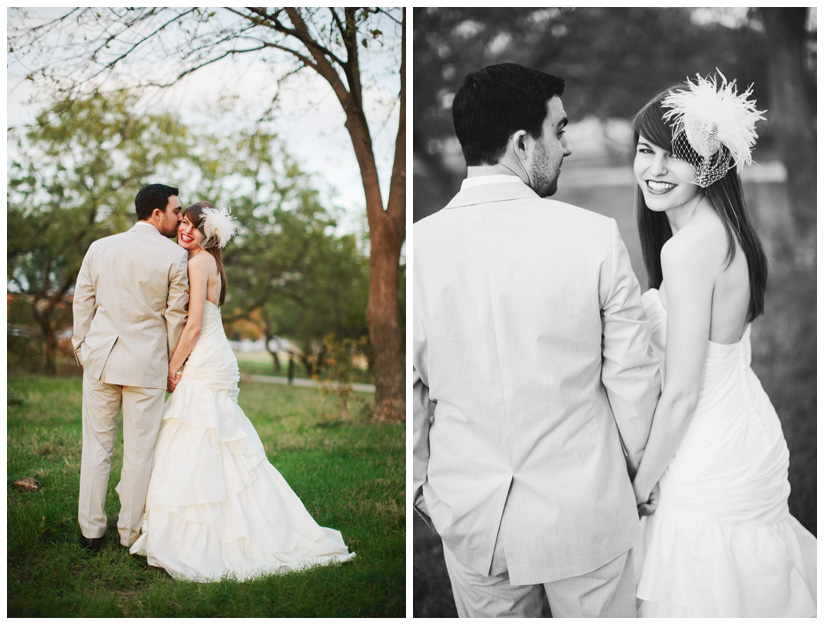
top-left (130, 300), bottom-right (355, 582)
top-left (634, 289), bottom-right (815, 617)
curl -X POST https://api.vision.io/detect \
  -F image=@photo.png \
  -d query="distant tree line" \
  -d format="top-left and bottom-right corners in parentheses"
top-left (7, 92), bottom-right (373, 380)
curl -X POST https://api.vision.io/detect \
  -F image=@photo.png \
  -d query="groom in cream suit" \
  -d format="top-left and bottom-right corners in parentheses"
top-left (73, 183), bottom-right (189, 550)
top-left (413, 64), bottom-right (661, 617)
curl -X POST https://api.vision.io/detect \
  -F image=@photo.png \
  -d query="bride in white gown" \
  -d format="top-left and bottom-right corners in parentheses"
top-left (130, 201), bottom-right (355, 582)
top-left (629, 74), bottom-right (815, 617)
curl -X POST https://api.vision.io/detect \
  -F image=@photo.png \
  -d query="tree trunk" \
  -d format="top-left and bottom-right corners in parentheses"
top-left (38, 315), bottom-right (57, 375)
top-left (285, 7), bottom-right (407, 422)
top-left (367, 10), bottom-right (406, 423)
top-left (760, 8), bottom-right (816, 265)
top-left (345, 109), bottom-right (404, 422)
top-left (339, 11), bottom-right (406, 422)
top-left (367, 219), bottom-right (406, 422)
top-left (264, 332), bottom-right (282, 372)
top-left (301, 354), bottom-right (315, 379)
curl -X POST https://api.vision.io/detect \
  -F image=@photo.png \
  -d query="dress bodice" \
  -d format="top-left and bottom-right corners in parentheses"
top-left (201, 299), bottom-right (223, 332)
top-left (641, 288), bottom-right (752, 398)
top-left (640, 287), bottom-right (787, 511)
top-left (181, 299), bottom-right (238, 389)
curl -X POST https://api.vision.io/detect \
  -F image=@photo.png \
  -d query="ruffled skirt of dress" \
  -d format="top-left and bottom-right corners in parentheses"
top-left (635, 505), bottom-right (816, 617)
top-left (634, 343), bottom-right (816, 617)
top-left (130, 303), bottom-right (355, 582)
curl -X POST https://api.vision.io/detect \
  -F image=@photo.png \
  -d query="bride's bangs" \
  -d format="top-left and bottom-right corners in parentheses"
top-left (633, 98), bottom-right (673, 152)
top-left (183, 202), bottom-right (212, 238)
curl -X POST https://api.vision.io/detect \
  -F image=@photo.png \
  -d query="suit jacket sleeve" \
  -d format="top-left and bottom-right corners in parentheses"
top-left (413, 364), bottom-right (435, 526)
top-left (413, 295), bottom-right (435, 526)
top-left (71, 243), bottom-right (97, 367)
top-left (600, 219), bottom-right (660, 476)
top-left (165, 251), bottom-right (190, 360)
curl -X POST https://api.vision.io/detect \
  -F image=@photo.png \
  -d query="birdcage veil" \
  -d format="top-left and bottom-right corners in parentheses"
top-left (661, 71), bottom-right (766, 187)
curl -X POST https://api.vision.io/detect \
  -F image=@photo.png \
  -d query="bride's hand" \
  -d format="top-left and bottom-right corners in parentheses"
top-left (167, 371), bottom-right (181, 393)
top-left (637, 483), bottom-right (660, 518)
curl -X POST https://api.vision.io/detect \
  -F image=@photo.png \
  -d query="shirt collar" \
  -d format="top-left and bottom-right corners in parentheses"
top-left (461, 174), bottom-right (523, 190)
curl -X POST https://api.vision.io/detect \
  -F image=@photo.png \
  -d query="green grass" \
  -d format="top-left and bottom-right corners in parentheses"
top-left (7, 377), bottom-right (404, 618)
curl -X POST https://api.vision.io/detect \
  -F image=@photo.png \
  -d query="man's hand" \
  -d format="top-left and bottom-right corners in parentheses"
top-left (413, 489), bottom-right (433, 528)
top-left (637, 483), bottom-right (660, 518)
top-left (167, 372), bottom-right (181, 393)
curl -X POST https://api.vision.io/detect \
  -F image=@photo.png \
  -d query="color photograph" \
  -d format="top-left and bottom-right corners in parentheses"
top-left (7, 7), bottom-right (405, 618)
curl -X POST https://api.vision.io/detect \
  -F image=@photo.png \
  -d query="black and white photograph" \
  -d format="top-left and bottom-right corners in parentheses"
top-left (413, 7), bottom-right (816, 618)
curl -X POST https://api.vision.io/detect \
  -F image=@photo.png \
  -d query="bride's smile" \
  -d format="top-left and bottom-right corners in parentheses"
top-left (634, 136), bottom-right (701, 214)
top-left (177, 216), bottom-right (204, 250)
top-left (645, 180), bottom-right (676, 194)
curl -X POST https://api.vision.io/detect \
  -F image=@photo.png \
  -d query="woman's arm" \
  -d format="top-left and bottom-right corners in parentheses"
top-left (632, 229), bottom-right (720, 505)
top-left (168, 255), bottom-right (209, 379)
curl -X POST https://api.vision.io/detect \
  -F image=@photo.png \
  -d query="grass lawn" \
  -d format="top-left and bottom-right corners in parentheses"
top-left (7, 377), bottom-right (404, 618)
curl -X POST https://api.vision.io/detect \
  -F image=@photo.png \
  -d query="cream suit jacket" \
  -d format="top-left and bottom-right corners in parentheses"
top-left (72, 222), bottom-right (189, 389)
top-left (413, 178), bottom-right (660, 585)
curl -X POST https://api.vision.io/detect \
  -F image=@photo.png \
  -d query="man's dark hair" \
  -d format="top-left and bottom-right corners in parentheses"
top-left (135, 183), bottom-right (180, 221)
top-left (452, 63), bottom-right (565, 166)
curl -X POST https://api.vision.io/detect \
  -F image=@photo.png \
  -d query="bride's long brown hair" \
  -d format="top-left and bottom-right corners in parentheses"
top-left (632, 88), bottom-right (768, 322)
top-left (183, 201), bottom-right (228, 306)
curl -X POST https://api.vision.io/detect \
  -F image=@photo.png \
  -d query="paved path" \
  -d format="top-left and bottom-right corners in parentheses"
top-left (243, 374), bottom-right (376, 394)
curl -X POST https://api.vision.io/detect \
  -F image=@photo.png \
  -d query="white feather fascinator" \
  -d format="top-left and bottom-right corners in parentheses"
top-left (661, 71), bottom-right (766, 187)
top-left (199, 206), bottom-right (237, 249)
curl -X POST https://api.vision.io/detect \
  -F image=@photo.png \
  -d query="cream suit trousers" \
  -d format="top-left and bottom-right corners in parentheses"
top-left (78, 371), bottom-right (165, 547)
top-left (443, 536), bottom-right (635, 618)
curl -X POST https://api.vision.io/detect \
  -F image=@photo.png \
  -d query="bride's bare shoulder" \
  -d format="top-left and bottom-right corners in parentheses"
top-left (188, 251), bottom-right (218, 272)
top-left (662, 212), bottom-right (727, 274)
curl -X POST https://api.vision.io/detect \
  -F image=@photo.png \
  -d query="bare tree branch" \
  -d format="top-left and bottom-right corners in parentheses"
top-left (375, 8), bottom-right (403, 27)
top-left (240, 6), bottom-right (348, 69)
top-left (92, 8), bottom-right (194, 73)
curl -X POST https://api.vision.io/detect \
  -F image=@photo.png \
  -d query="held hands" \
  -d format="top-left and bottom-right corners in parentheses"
top-left (637, 483), bottom-right (660, 518)
top-left (167, 368), bottom-right (182, 393)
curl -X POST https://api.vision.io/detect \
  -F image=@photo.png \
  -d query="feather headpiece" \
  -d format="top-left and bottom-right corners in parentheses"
top-left (661, 70), bottom-right (766, 187)
top-left (199, 206), bottom-right (237, 249)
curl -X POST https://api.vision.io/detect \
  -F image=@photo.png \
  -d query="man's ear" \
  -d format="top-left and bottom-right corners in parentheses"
top-left (151, 207), bottom-right (163, 222)
top-left (511, 130), bottom-right (531, 161)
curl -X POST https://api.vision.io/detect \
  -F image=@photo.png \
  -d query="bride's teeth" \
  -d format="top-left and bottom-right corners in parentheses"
top-left (647, 181), bottom-right (674, 192)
